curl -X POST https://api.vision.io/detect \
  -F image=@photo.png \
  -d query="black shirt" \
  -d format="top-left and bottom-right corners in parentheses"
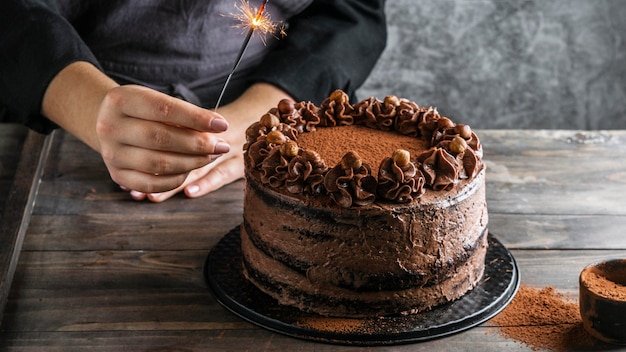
top-left (0, 0), bottom-right (386, 134)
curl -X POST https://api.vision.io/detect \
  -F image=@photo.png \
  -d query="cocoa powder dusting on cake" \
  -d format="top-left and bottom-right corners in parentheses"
top-left (489, 285), bottom-right (597, 351)
top-left (297, 125), bottom-right (428, 175)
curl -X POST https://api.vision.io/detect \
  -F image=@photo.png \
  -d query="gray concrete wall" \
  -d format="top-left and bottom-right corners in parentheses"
top-left (357, 0), bottom-right (626, 129)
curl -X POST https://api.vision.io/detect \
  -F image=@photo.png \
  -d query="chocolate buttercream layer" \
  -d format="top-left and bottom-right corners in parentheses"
top-left (241, 168), bottom-right (487, 316)
top-left (241, 224), bottom-right (488, 317)
top-left (243, 169), bottom-right (487, 292)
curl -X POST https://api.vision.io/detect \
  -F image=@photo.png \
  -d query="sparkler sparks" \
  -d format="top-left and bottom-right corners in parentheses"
top-left (214, 0), bottom-right (285, 110)
top-left (231, 0), bottom-right (282, 43)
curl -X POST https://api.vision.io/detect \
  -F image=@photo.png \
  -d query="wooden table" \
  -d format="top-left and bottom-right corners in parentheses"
top-left (2, 128), bottom-right (626, 351)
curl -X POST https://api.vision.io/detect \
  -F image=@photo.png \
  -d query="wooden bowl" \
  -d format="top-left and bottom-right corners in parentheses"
top-left (579, 259), bottom-right (626, 345)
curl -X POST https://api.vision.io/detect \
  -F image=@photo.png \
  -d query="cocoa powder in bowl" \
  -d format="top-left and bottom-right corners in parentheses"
top-left (579, 259), bottom-right (626, 344)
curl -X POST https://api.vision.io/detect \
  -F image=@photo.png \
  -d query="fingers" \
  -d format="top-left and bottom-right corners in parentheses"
top-left (129, 190), bottom-right (148, 201)
top-left (96, 85), bottom-right (233, 193)
top-left (127, 152), bottom-right (245, 202)
top-left (184, 152), bottom-right (245, 198)
top-left (110, 117), bottom-right (231, 155)
top-left (104, 85), bottom-right (228, 132)
top-left (98, 86), bottom-right (230, 156)
top-left (105, 145), bottom-right (223, 176)
top-left (113, 168), bottom-right (189, 194)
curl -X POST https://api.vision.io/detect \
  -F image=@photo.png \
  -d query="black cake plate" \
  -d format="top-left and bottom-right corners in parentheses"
top-left (204, 226), bottom-right (519, 346)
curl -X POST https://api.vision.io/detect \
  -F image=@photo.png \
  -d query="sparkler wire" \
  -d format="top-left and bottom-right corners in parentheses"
top-left (214, 0), bottom-right (270, 110)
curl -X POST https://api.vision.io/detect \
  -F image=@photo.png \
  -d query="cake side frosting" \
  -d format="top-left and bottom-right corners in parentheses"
top-left (241, 226), bottom-right (487, 317)
top-left (243, 168), bottom-right (487, 288)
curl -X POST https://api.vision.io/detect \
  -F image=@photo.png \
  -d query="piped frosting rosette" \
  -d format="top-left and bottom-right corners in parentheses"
top-left (244, 90), bottom-right (484, 208)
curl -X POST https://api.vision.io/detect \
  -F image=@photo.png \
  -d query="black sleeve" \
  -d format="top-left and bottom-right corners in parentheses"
top-left (0, 0), bottom-right (101, 134)
top-left (246, 0), bottom-right (387, 104)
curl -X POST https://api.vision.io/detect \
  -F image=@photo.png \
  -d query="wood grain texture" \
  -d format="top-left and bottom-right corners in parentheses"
top-left (2, 129), bottom-right (626, 351)
top-left (0, 130), bottom-right (50, 326)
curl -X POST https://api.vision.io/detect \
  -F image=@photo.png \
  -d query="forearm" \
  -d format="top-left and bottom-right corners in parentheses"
top-left (41, 61), bottom-right (119, 153)
top-left (0, 0), bottom-right (101, 133)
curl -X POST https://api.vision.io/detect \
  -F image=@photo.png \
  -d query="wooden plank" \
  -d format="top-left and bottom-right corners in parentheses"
top-left (0, 328), bottom-right (521, 352)
top-left (0, 131), bottom-right (52, 325)
top-left (30, 179), bottom-right (244, 215)
top-left (37, 130), bottom-right (103, 180)
top-left (482, 130), bottom-right (626, 216)
top-left (7, 250), bottom-right (209, 290)
top-left (22, 213), bottom-right (241, 251)
top-left (2, 288), bottom-right (244, 331)
top-left (489, 213), bottom-right (626, 250)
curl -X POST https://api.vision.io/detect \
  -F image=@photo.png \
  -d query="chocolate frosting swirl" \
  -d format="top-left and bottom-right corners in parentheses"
top-left (244, 121), bottom-right (262, 151)
top-left (324, 161), bottom-right (377, 208)
top-left (319, 92), bottom-right (354, 127)
top-left (270, 100), bottom-right (308, 134)
top-left (432, 124), bottom-right (484, 180)
top-left (352, 97), bottom-right (396, 130)
top-left (417, 107), bottom-right (442, 141)
top-left (243, 90), bottom-right (485, 207)
top-left (467, 131), bottom-right (482, 158)
top-left (286, 150), bottom-right (328, 195)
top-left (377, 157), bottom-right (425, 203)
top-left (247, 139), bottom-right (271, 168)
top-left (247, 111), bottom-right (301, 148)
top-left (276, 123), bottom-right (300, 141)
top-left (462, 148), bottom-right (481, 179)
top-left (294, 101), bottom-right (322, 132)
top-left (260, 147), bottom-right (290, 187)
top-left (417, 147), bottom-right (459, 191)
top-left (394, 99), bottom-right (423, 136)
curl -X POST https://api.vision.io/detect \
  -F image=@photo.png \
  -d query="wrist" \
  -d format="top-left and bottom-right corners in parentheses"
top-left (42, 61), bottom-right (119, 152)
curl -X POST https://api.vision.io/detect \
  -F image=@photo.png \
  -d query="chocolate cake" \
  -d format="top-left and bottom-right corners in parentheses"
top-left (240, 90), bottom-right (488, 317)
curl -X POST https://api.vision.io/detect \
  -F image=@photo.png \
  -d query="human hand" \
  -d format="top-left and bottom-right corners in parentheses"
top-left (128, 83), bottom-right (293, 202)
top-left (127, 146), bottom-right (244, 202)
top-left (41, 61), bottom-right (240, 197)
top-left (96, 84), bottom-right (231, 194)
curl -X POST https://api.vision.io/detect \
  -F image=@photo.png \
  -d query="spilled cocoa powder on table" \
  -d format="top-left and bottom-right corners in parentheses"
top-left (488, 285), bottom-right (598, 351)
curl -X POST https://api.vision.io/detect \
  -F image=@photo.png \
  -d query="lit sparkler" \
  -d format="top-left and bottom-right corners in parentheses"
top-left (214, 0), bottom-right (284, 110)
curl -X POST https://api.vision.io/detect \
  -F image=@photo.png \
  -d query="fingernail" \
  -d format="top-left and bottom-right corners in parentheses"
top-left (130, 190), bottom-right (143, 198)
top-left (210, 118), bottom-right (229, 132)
top-left (214, 142), bottom-right (230, 154)
top-left (187, 185), bottom-right (200, 194)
